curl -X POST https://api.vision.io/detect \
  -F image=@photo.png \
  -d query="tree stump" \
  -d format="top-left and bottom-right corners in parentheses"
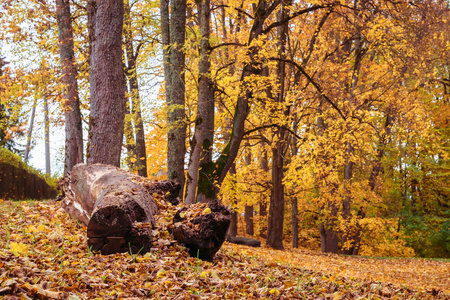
top-left (172, 200), bottom-right (231, 261)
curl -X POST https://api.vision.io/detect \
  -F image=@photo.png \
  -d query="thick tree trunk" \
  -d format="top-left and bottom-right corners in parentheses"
top-left (167, 0), bottom-right (187, 195)
top-left (56, 0), bottom-right (84, 175)
top-left (86, 0), bottom-right (126, 167)
top-left (59, 164), bottom-right (159, 254)
top-left (60, 164), bottom-right (229, 260)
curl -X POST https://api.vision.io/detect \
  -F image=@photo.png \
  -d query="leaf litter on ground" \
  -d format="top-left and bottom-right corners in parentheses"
top-left (0, 199), bottom-right (448, 299)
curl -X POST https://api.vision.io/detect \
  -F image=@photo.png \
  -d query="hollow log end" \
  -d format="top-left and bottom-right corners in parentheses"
top-left (172, 201), bottom-right (231, 261)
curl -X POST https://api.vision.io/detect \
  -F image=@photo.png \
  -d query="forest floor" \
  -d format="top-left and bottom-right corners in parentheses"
top-left (0, 199), bottom-right (449, 299)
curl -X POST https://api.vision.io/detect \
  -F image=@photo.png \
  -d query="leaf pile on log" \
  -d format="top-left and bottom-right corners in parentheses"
top-left (172, 200), bottom-right (231, 261)
top-left (59, 163), bottom-right (230, 260)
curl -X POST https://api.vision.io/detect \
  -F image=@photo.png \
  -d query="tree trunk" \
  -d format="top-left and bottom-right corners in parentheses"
top-left (267, 145), bottom-right (285, 250)
top-left (266, 0), bottom-right (289, 250)
top-left (185, 0), bottom-right (215, 204)
top-left (244, 144), bottom-right (254, 236)
top-left (24, 98), bottom-right (37, 163)
top-left (56, 0), bottom-right (84, 175)
top-left (59, 164), bottom-right (159, 254)
top-left (124, 99), bottom-right (136, 170)
top-left (227, 163), bottom-right (238, 237)
top-left (317, 113), bottom-right (340, 253)
top-left (292, 196), bottom-right (298, 248)
top-left (124, 0), bottom-right (147, 177)
top-left (44, 95), bottom-right (51, 176)
top-left (86, 0), bottom-right (126, 167)
top-left (167, 0), bottom-right (187, 195)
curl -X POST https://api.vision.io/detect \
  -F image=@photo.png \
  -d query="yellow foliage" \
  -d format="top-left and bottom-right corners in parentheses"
top-left (359, 218), bottom-right (415, 258)
top-left (9, 242), bottom-right (28, 256)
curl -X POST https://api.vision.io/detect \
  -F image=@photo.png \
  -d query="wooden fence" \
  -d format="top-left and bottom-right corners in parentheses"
top-left (0, 162), bottom-right (57, 200)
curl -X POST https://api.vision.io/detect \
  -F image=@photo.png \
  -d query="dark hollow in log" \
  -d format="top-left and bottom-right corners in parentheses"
top-left (59, 164), bottom-right (158, 254)
top-left (226, 236), bottom-right (261, 247)
top-left (172, 200), bottom-right (231, 261)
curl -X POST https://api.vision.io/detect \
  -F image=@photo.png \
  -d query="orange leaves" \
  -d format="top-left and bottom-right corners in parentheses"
top-left (1, 200), bottom-right (448, 298)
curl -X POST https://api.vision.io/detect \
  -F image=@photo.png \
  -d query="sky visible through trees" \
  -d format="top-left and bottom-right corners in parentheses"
top-left (1, 0), bottom-right (449, 258)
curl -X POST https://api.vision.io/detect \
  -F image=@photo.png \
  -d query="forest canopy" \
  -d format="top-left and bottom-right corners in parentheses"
top-left (0, 0), bottom-right (449, 258)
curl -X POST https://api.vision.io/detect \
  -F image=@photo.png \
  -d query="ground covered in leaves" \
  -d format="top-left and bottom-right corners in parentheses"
top-left (0, 200), bottom-right (448, 299)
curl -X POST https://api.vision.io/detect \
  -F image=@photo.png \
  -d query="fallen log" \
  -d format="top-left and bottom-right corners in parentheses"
top-left (172, 200), bottom-right (231, 261)
top-left (59, 163), bottom-right (230, 260)
top-left (226, 236), bottom-right (261, 247)
top-left (59, 164), bottom-right (166, 254)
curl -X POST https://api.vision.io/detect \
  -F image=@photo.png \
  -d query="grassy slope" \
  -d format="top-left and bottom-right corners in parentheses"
top-left (0, 200), bottom-right (448, 299)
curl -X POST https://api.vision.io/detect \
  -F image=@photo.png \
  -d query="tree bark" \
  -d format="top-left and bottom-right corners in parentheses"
top-left (124, 0), bottom-right (147, 177)
top-left (167, 0), bottom-right (187, 195)
top-left (292, 196), bottom-right (298, 248)
top-left (44, 95), bottom-right (51, 176)
top-left (24, 98), bottom-right (37, 163)
top-left (56, 0), bottom-right (84, 175)
top-left (86, 0), bottom-right (126, 167)
top-left (186, 0), bottom-right (215, 204)
top-left (172, 200), bottom-right (231, 261)
top-left (244, 144), bottom-right (254, 236)
top-left (266, 0), bottom-right (289, 250)
top-left (59, 164), bottom-right (159, 254)
top-left (226, 163), bottom-right (238, 237)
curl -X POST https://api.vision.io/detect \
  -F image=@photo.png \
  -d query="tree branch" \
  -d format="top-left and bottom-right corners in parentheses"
top-left (269, 57), bottom-right (346, 119)
top-left (263, 4), bottom-right (332, 34)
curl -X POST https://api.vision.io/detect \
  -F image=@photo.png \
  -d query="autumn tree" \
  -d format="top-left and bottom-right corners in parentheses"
top-left (56, 0), bottom-right (84, 174)
top-left (161, 0), bottom-right (188, 195)
top-left (185, 0), bottom-right (215, 204)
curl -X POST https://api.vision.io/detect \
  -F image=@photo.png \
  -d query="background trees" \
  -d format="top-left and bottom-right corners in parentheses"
top-left (1, 0), bottom-right (448, 257)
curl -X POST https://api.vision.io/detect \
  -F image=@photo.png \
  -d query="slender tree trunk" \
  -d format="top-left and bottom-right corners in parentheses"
top-left (259, 144), bottom-right (269, 238)
top-left (167, 0), bottom-right (187, 196)
top-left (24, 98), bottom-right (37, 163)
top-left (244, 144), bottom-right (254, 236)
top-left (160, 0), bottom-right (171, 109)
top-left (44, 96), bottom-right (50, 176)
top-left (266, 0), bottom-right (289, 250)
top-left (124, 0), bottom-right (147, 177)
top-left (186, 0), bottom-right (214, 204)
top-left (227, 163), bottom-right (238, 237)
top-left (215, 0), bottom-right (278, 192)
top-left (56, 0), bottom-right (83, 174)
top-left (124, 98), bottom-right (136, 170)
top-left (292, 196), bottom-right (298, 248)
top-left (86, 0), bottom-right (126, 167)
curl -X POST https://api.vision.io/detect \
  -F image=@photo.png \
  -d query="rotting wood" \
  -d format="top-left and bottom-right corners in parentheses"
top-left (59, 163), bottom-right (230, 260)
top-left (172, 200), bottom-right (231, 261)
